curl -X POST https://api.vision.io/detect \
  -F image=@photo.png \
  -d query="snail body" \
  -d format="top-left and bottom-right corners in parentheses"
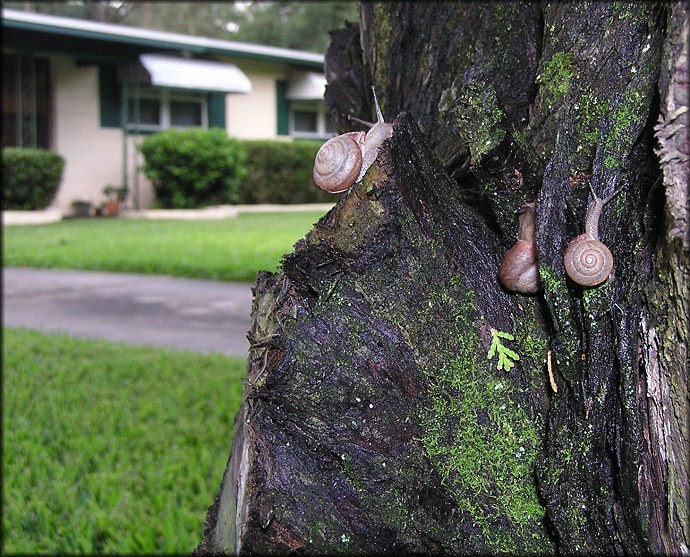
top-left (313, 87), bottom-right (394, 193)
top-left (563, 184), bottom-right (622, 286)
top-left (499, 201), bottom-right (543, 294)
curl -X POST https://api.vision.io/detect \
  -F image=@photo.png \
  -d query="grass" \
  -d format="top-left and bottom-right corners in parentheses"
top-left (1, 211), bottom-right (326, 552)
top-left (2, 327), bottom-right (247, 554)
top-left (2, 211), bottom-right (326, 282)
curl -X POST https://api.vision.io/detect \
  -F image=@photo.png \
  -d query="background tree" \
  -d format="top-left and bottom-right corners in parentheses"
top-left (198, 2), bottom-right (688, 554)
top-left (4, 0), bottom-right (128, 23)
top-left (226, 1), bottom-right (359, 53)
top-left (6, 1), bottom-right (359, 53)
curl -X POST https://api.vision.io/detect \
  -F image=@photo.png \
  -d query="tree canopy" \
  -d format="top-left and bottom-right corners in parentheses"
top-left (5, 1), bottom-right (359, 53)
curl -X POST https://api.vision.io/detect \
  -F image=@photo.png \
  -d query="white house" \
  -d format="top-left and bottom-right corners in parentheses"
top-left (2, 8), bottom-right (333, 214)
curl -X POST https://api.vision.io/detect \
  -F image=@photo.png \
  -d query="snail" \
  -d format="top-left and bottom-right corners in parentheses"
top-left (313, 86), bottom-right (394, 193)
top-left (499, 201), bottom-right (543, 294)
top-left (563, 182), bottom-right (624, 286)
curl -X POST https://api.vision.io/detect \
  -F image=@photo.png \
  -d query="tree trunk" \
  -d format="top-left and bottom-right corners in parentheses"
top-left (197, 2), bottom-right (688, 554)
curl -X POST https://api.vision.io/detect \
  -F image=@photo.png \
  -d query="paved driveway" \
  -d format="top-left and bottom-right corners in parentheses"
top-left (2, 267), bottom-right (254, 357)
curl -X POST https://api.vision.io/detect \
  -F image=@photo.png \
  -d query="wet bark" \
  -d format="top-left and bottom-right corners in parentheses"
top-left (198, 2), bottom-right (688, 554)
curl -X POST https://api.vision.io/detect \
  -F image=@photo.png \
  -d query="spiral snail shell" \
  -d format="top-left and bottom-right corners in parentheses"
top-left (312, 131), bottom-right (365, 193)
top-left (563, 182), bottom-right (624, 286)
top-left (563, 233), bottom-right (613, 286)
top-left (499, 201), bottom-right (543, 294)
top-left (313, 86), bottom-right (394, 193)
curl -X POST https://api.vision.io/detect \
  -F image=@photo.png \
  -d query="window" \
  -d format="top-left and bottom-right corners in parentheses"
top-left (2, 54), bottom-right (52, 148)
top-left (129, 97), bottom-right (160, 127)
top-left (126, 88), bottom-right (206, 131)
top-left (293, 110), bottom-right (318, 133)
top-left (170, 100), bottom-right (202, 127)
top-left (289, 100), bottom-right (335, 139)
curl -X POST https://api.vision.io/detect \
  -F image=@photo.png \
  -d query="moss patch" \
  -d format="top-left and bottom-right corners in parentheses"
top-left (454, 82), bottom-right (506, 163)
top-left (536, 52), bottom-right (576, 105)
top-left (418, 344), bottom-right (548, 551)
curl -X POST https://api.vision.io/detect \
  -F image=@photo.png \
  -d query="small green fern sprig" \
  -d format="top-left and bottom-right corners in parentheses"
top-left (487, 328), bottom-right (520, 371)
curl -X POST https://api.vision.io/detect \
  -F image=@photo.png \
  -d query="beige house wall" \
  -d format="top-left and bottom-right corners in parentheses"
top-left (11, 54), bottom-right (318, 215)
top-left (225, 60), bottom-right (288, 140)
top-left (48, 56), bottom-right (293, 214)
top-left (51, 57), bottom-right (123, 214)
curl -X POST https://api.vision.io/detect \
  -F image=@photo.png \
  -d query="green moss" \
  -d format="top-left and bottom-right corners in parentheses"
top-left (418, 350), bottom-right (547, 551)
top-left (539, 264), bottom-right (567, 299)
top-left (371, 4), bottom-right (393, 100)
top-left (537, 52), bottom-right (576, 105)
top-left (363, 258), bottom-right (548, 550)
top-left (582, 281), bottom-right (616, 318)
top-left (410, 281), bottom-right (548, 552)
top-left (573, 93), bottom-right (610, 169)
top-left (602, 88), bottom-right (645, 169)
top-left (610, 0), bottom-right (640, 22)
top-left (517, 328), bottom-right (548, 366)
top-left (454, 82), bottom-right (506, 163)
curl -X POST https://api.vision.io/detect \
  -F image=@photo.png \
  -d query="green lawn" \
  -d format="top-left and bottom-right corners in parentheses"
top-left (2, 212), bottom-right (325, 552)
top-left (2, 211), bottom-right (326, 282)
top-left (2, 327), bottom-right (247, 554)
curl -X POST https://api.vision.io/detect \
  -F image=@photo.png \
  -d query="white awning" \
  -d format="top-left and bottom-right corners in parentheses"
top-left (286, 71), bottom-right (326, 100)
top-left (139, 54), bottom-right (251, 93)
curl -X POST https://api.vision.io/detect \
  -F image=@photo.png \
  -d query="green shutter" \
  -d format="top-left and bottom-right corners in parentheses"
top-left (99, 64), bottom-right (121, 128)
top-left (208, 93), bottom-right (226, 129)
top-left (276, 80), bottom-right (289, 136)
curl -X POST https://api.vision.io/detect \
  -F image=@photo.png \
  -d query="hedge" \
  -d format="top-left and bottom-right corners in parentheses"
top-left (237, 139), bottom-right (335, 204)
top-left (139, 128), bottom-right (247, 209)
top-left (138, 131), bottom-right (339, 207)
top-left (2, 147), bottom-right (65, 210)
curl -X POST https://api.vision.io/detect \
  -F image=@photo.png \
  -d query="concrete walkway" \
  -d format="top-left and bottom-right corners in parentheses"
top-left (3, 267), bottom-right (254, 357)
top-left (2, 203), bottom-right (334, 225)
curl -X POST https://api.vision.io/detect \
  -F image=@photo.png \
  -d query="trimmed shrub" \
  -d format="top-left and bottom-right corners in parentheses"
top-left (139, 128), bottom-right (247, 208)
top-left (237, 139), bottom-right (335, 204)
top-left (2, 147), bottom-right (65, 210)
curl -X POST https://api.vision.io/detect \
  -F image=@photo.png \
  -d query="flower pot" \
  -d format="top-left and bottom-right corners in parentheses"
top-left (104, 200), bottom-right (121, 216)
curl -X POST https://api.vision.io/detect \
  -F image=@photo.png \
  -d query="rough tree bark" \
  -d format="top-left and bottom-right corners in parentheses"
top-left (197, 2), bottom-right (688, 554)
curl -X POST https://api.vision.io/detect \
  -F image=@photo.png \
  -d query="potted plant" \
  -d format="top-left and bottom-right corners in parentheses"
top-left (101, 185), bottom-right (128, 216)
top-left (70, 199), bottom-right (93, 218)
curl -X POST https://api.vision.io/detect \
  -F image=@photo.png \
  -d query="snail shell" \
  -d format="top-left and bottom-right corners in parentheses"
top-left (499, 201), bottom-right (542, 294)
top-left (563, 233), bottom-right (613, 286)
top-left (313, 131), bottom-right (365, 193)
top-left (499, 240), bottom-right (541, 293)
top-left (313, 86), bottom-right (393, 193)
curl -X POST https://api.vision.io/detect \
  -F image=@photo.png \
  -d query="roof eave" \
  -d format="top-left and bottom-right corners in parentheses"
top-left (1, 8), bottom-right (325, 69)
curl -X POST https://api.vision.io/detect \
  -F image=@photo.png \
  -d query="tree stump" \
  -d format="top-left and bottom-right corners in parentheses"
top-left (197, 3), bottom-right (688, 554)
top-left (198, 114), bottom-right (554, 554)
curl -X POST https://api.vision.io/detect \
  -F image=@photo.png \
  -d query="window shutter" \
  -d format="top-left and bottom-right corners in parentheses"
top-left (208, 93), bottom-right (226, 129)
top-left (99, 64), bottom-right (121, 128)
top-left (276, 80), bottom-right (289, 136)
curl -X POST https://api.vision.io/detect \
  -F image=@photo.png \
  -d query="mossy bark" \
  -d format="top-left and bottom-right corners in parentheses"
top-left (198, 2), bottom-right (688, 554)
